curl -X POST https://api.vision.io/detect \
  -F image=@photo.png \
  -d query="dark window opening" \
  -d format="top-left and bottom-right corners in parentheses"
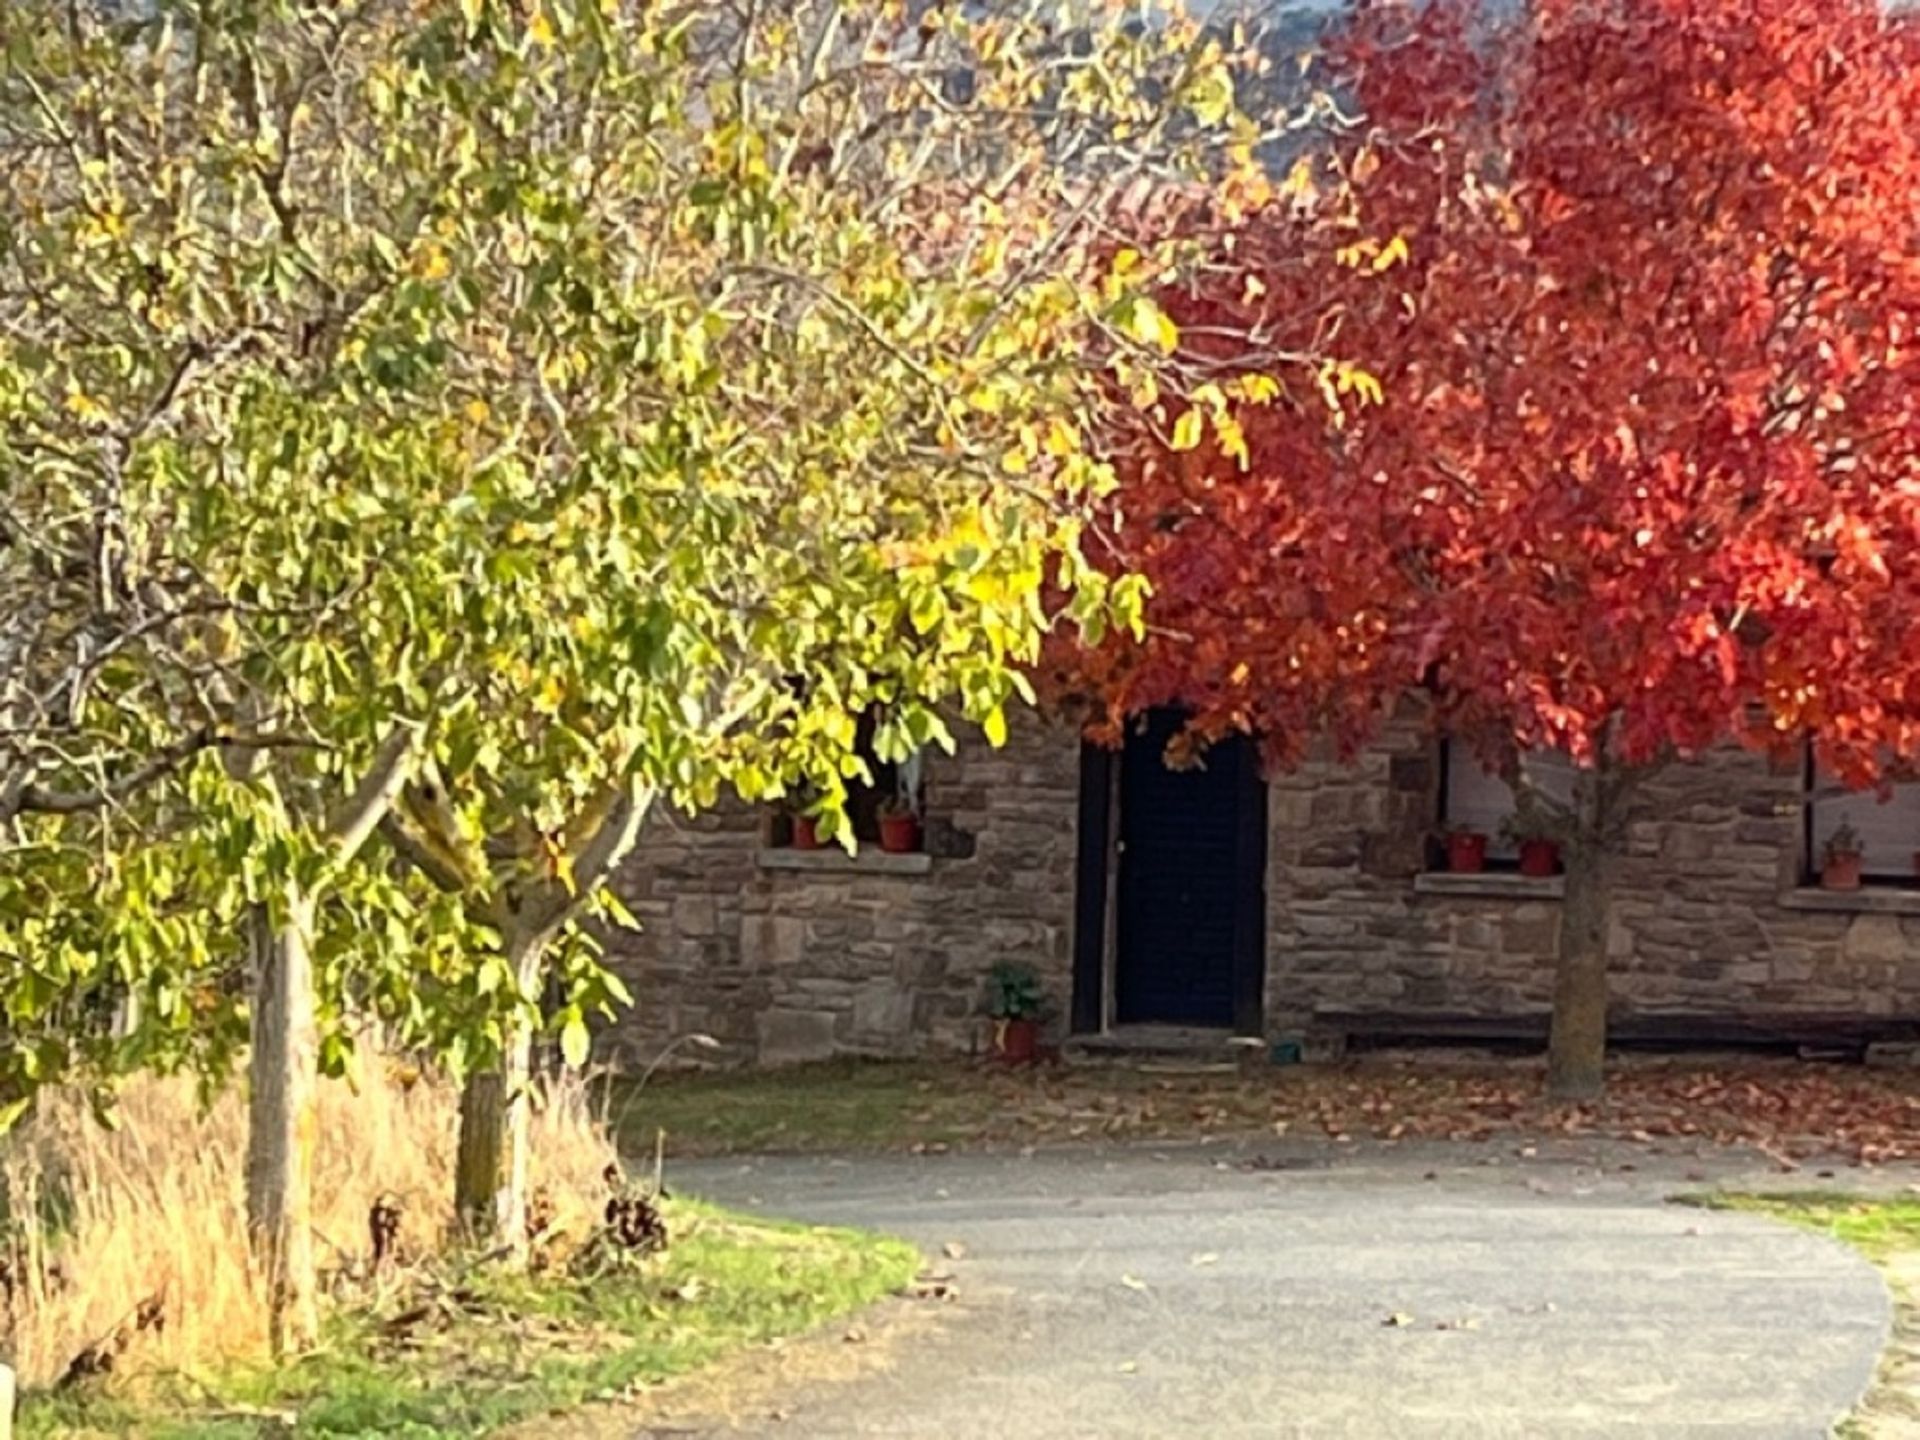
top-left (1804, 749), bottom-right (1920, 888)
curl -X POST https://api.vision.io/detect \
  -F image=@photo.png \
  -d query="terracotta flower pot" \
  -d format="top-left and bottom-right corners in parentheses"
top-left (995, 1017), bottom-right (1039, 1064)
top-left (791, 816), bottom-right (824, 851)
top-left (1822, 851), bottom-right (1864, 891)
top-left (1445, 832), bottom-right (1488, 873)
top-left (878, 813), bottom-right (922, 854)
top-left (1518, 838), bottom-right (1561, 878)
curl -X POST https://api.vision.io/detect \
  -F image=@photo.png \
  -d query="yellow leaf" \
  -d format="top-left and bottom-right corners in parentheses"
top-left (1234, 374), bottom-right (1282, 405)
top-left (1280, 156), bottom-right (1316, 200)
top-left (983, 707), bottom-right (1008, 747)
top-left (63, 387), bottom-right (107, 424)
top-left (1170, 408), bottom-right (1204, 452)
top-left (1373, 234), bottom-right (1411, 272)
top-left (1127, 298), bottom-right (1179, 355)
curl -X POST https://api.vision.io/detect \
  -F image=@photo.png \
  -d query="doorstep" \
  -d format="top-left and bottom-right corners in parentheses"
top-left (1064, 1024), bottom-right (1255, 1071)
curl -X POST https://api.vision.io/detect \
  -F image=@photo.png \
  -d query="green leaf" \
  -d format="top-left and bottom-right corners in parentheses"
top-left (559, 1011), bottom-right (591, 1069)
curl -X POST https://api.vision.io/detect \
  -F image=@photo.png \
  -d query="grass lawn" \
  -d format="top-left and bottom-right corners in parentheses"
top-left (608, 1053), bottom-right (1920, 1162)
top-left (20, 1199), bottom-right (919, 1440)
top-left (607, 1059), bottom-right (1008, 1156)
top-left (1688, 1193), bottom-right (1920, 1438)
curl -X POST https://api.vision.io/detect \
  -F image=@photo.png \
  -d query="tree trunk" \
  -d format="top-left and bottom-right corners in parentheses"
top-left (245, 891), bottom-right (320, 1355)
top-left (454, 929), bottom-right (546, 1258)
top-left (1547, 835), bottom-right (1612, 1101)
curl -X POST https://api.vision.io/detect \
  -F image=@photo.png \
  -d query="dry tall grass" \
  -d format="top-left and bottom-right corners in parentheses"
top-left (0, 1058), bottom-right (618, 1389)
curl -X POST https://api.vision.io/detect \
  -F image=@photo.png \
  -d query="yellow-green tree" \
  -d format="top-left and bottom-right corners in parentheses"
top-left (2, 0), bottom-right (1310, 1342)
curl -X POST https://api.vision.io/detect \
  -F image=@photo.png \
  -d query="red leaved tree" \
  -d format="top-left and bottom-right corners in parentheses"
top-left (1061, 0), bottom-right (1920, 1097)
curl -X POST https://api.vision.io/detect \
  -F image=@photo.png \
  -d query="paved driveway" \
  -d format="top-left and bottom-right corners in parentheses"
top-left (657, 1139), bottom-right (1891, 1439)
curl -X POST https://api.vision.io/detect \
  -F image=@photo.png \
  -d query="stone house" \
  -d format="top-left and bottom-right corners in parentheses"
top-left (602, 704), bottom-right (1920, 1067)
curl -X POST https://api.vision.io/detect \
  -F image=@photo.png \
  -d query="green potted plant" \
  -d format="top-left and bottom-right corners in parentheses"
top-left (877, 786), bottom-right (922, 854)
top-left (1821, 819), bottom-right (1864, 891)
top-left (1443, 826), bottom-right (1489, 874)
top-left (986, 961), bottom-right (1045, 1063)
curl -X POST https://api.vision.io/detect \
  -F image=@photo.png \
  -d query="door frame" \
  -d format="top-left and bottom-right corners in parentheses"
top-left (1071, 734), bottom-right (1267, 1037)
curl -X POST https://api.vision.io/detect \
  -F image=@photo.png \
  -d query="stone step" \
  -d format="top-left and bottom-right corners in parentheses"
top-left (1063, 1026), bottom-right (1267, 1072)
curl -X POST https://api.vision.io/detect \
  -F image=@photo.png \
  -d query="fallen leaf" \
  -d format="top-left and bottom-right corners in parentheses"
top-left (1383, 1311), bottom-right (1415, 1327)
top-left (1118, 1360), bottom-right (1138, 1374)
top-left (1189, 1252), bottom-right (1220, 1267)
top-left (942, 1241), bottom-right (967, 1261)
top-left (1120, 1274), bottom-right (1149, 1292)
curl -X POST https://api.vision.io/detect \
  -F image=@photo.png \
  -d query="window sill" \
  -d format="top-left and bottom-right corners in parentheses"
top-left (1778, 887), bottom-right (1920, 916)
top-left (756, 849), bottom-right (933, 876)
top-left (1413, 871), bottom-right (1565, 900)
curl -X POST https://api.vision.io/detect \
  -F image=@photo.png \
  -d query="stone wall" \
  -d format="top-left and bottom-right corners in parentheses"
top-left (602, 700), bottom-right (1920, 1067)
top-left (601, 710), bottom-right (1081, 1067)
top-left (1267, 721), bottom-right (1920, 1038)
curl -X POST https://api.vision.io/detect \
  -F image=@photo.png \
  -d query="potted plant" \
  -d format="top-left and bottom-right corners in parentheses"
top-left (1821, 819), bottom-right (1864, 891)
top-left (1443, 827), bottom-right (1489, 874)
top-left (1516, 837), bottom-right (1561, 877)
top-left (1499, 817), bottom-right (1562, 877)
top-left (986, 961), bottom-right (1044, 1064)
top-left (784, 786), bottom-right (826, 851)
top-left (877, 788), bottom-right (922, 854)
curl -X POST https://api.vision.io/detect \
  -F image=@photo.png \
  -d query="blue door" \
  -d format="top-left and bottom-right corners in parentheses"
top-left (1113, 710), bottom-right (1265, 1030)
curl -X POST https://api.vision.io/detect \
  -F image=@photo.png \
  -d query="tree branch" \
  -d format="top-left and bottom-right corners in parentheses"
top-left (2, 729), bottom-right (316, 822)
top-left (325, 725), bottom-right (419, 864)
top-left (378, 812), bottom-right (469, 895)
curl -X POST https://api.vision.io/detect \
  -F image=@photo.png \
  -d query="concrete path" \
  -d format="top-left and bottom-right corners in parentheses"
top-left (652, 1138), bottom-right (1893, 1439)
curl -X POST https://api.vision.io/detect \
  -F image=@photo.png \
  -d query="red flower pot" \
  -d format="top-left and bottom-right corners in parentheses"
top-left (1445, 832), bottom-right (1488, 873)
top-left (1518, 839), bottom-right (1561, 878)
top-left (791, 816), bottom-right (824, 851)
top-left (995, 1017), bottom-right (1039, 1064)
top-left (878, 813), bottom-right (922, 854)
top-left (1822, 852), bottom-right (1864, 891)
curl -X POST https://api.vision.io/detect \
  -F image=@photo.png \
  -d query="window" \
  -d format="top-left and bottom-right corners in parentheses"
top-left (1440, 742), bottom-right (1576, 862)
top-left (1806, 761), bottom-right (1920, 884)
top-left (842, 709), bottom-right (924, 843)
top-left (763, 707), bottom-right (925, 849)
